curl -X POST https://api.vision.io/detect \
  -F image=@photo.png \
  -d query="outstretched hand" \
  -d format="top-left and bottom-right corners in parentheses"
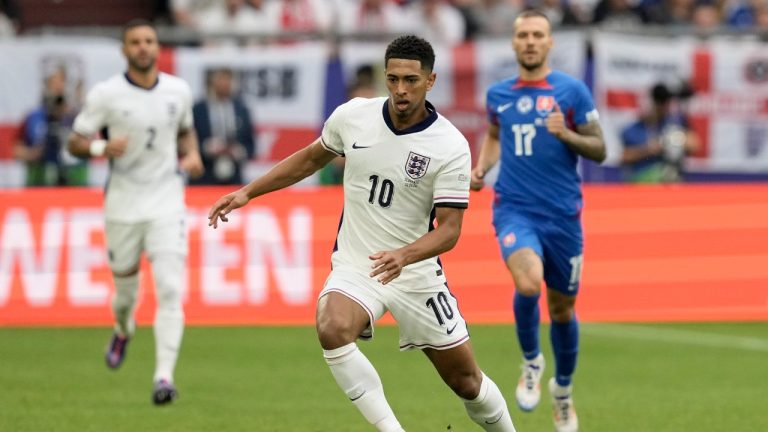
top-left (208, 189), bottom-right (250, 229)
top-left (545, 102), bottom-right (567, 140)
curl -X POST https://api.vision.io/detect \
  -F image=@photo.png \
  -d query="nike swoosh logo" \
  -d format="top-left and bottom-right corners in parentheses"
top-left (351, 142), bottom-right (371, 149)
top-left (349, 390), bottom-right (366, 401)
top-left (446, 323), bottom-right (458, 335)
top-left (485, 412), bottom-right (504, 424)
top-left (497, 102), bottom-right (514, 113)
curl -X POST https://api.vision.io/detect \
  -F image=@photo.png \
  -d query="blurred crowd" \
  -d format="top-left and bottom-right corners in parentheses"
top-left (161, 0), bottom-right (768, 42)
top-left (1, 0), bottom-right (768, 45)
top-left (1, 0), bottom-right (764, 187)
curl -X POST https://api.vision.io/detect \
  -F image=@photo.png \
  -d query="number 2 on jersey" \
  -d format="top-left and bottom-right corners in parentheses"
top-left (512, 123), bottom-right (536, 156)
top-left (145, 127), bottom-right (156, 149)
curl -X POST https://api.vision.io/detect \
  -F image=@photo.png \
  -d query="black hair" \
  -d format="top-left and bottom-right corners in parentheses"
top-left (385, 35), bottom-right (435, 72)
top-left (651, 83), bottom-right (673, 104)
top-left (122, 19), bottom-right (156, 42)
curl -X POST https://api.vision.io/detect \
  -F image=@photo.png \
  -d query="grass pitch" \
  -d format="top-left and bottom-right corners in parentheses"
top-left (1, 322), bottom-right (766, 432)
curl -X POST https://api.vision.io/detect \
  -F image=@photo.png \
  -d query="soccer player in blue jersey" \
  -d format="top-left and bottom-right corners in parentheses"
top-left (470, 10), bottom-right (606, 432)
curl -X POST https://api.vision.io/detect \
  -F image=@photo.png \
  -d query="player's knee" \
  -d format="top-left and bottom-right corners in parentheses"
top-left (548, 302), bottom-right (575, 322)
top-left (446, 369), bottom-right (483, 400)
top-left (111, 266), bottom-right (139, 278)
top-left (316, 316), bottom-right (358, 350)
top-left (155, 274), bottom-right (182, 310)
top-left (514, 271), bottom-right (543, 297)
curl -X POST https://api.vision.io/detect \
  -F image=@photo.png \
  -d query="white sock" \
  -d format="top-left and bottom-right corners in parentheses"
top-left (463, 373), bottom-right (517, 432)
top-left (324, 343), bottom-right (404, 432)
top-left (112, 273), bottom-right (139, 336)
top-left (151, 254), bottom-right (185, 383)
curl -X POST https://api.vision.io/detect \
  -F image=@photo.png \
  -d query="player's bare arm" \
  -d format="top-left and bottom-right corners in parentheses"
top-left (177, 128), bottom-right (204, 178)
top-left (470, 123), bottom-right (501, 191)
top-left (370, 206), bottom-right (464, 285)
top-left (546, 103), bottom-right (606, 163)
top-left (208, 138), bottom-right (336, 228)
top-left (67, 132), bottom-right (128, 158)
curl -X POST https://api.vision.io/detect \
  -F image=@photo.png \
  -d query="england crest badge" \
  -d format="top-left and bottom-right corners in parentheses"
top-left (405, 151), bottom-right (431, 179)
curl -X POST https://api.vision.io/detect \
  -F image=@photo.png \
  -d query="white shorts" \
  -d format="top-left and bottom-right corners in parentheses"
top-left (104, 213), bottom-right (187, 274)
top-left (319, 269), bottom-right (469, 351)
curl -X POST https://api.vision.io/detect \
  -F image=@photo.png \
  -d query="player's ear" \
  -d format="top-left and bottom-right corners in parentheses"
top-left (426, 72), bottom-right (436, 91)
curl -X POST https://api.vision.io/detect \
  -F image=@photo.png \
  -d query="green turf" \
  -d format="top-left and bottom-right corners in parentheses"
top-left (1, 323), bottom-right (766, 431)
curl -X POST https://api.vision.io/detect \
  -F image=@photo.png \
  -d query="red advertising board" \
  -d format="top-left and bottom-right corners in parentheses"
top-left (1, 185), bottom-right (767, 326)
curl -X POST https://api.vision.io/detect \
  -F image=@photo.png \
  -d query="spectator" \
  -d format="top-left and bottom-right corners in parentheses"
top-left (335, 0), bottom-right (415, 37)
top-left (196, 0), bottom-right (270, 39)
top-left (14, 68), bottom-right (87, 186)
top-left (469, 0), bottom-right (524, 36)
top-left (192, 68), bottom-right (256, 185)
top-left (405, 0), bottom-right (467, 45)
top-left (643, 0), bottom-right (696, 25)
top-left (0, 0), bottom-right (19, 38)
top-left (170, 0), bottom-right (217, 28)
top-left (592, 0), bottom-right (645, 28)
top-left (528, 0), bottom-right (585, 26)
top-left (620, 82), bottom-right (699, 183)
top-left (692, 1), bottom-right (723, 37)
top-left (727, 0), bottom-right (768, 27)
top-left (265, 0), bottom-right (333, 36)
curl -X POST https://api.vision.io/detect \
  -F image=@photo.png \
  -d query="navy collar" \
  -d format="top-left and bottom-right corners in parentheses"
top-left (124, 72), bottom-right (160, 90)
top-left (382, 99), bottom-right (438, 136)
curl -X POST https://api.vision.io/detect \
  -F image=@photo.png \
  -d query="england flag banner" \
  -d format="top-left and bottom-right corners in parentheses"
top-left (593, 32), bottom-right (768, 171)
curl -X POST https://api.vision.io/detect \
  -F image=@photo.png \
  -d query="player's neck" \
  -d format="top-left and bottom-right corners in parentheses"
top-left (126, 68), bottom-right (159, 90)
top-left (518, 65), bottom-right (551, 82)
top-left (389, 104), bottom-right (429, 131)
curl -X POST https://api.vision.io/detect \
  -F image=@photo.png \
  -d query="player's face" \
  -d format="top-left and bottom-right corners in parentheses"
top-left (384, 58), bottom-right (436, 120)
top-left (512, 16), bottom-right (553, 72)
top-left (122, 26), bottom-right (159, 73)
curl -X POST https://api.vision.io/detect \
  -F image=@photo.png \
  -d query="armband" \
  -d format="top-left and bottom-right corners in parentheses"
top-left (89, 139), bottom-right (107, 157)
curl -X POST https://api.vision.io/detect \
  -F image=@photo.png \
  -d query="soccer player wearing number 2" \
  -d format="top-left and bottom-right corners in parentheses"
top-left (67, 20), bottom-right (203, 405)
top-left (471, 10), bottom-right (606, 432)
top-left (208, 35), bottom-right (516, 431)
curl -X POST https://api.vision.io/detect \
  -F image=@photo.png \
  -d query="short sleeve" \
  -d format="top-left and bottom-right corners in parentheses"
top-left (571, 81), bottom-right (599, 126)
top-left (485, 87), bottom-right (500, 126)
top-left (320, 102), bottom-right (346, 156)
top-left (433, 141), bottom-right (471, 209)
top-left (73, 84), bottom-right (108, 136)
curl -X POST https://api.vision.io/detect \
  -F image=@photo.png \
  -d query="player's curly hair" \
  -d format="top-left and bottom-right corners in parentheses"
top-left (385, 35), bottom-right (435, 72)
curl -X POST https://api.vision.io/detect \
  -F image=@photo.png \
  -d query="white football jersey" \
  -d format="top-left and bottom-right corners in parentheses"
top-left (73, 72), bottom-right (194, 223)
top-left (321, 97), bottom-right (471, 292)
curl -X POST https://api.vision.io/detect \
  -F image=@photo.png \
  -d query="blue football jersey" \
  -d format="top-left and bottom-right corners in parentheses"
top-left (486, 70), bottom-right (599, 217)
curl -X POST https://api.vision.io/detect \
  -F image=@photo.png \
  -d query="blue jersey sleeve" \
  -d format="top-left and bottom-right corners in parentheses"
top-left (569, 80), bottom-right (598, 127)
top-left (485, 87), bottom-right (500, 126)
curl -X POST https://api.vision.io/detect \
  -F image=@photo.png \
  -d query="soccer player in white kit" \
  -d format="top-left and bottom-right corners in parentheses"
top-left (208, 35), bottom-right (516, 431)
top-left (67, 20), bottom-right (203, 405)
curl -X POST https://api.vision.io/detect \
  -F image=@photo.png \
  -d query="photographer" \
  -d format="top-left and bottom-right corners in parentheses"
top-left (620, 82), bottom-right (699, 183)
top-left (191, 67), bottom-right (256, 185)
top-left (14, 69), bottom-right (87, 186)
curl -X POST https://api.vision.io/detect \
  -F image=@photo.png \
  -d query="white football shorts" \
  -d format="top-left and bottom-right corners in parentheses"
top-left (320, 269), bottom-right (469, 351)
top-left (104, 213), bottom-right (188, 274)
